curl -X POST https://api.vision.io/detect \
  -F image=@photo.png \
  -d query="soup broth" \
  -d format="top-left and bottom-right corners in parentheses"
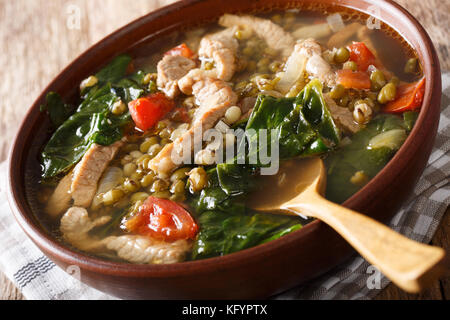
top-left (31, 8), bottom-right (424, 264)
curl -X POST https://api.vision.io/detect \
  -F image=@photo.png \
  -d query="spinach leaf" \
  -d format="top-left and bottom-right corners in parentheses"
top-left (216, 163), bottom-right (257, 196)
top-left (41, 112), bottom-right (102, 178)
top-left (127, 70), bottom-right (146, 86)
top-left (213, 79), bottom-right (339, 200)
top-left (244, 79), bottom-right (340, 162)
top-left (40, 55), bottom-right (146, 179)
top-left (325, 114), bottom-right (409, 203)
top-left (190, 168), bottom-right (246, 215)
top-left (296, 79), bottom-right (340, 145)
top-left (189, 164), bottom-right (302, 260)
top-left (95, 55), bottom-right (133, 83)
top-left (191, 210), bottom-right (302, 260)
top-left (112, 78), bottom-right (145, 103)
top-left (40, 92), bottom-right (74, 127)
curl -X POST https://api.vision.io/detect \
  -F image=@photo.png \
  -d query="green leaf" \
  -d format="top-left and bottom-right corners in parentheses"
top-left (216, 163), bottom-right (256, 196)
top-left (243, 79), bottom-right (340, 163)
top-left (40, 58), bottom-right (146, 178)
top-left (95, 55), bottom-right (132, 83)
top-left (296, 79), bottom-right (340, 145)
top-left (41, 112), bottom-right (103, 178)
top-left (40, 92), bottom-right (74, 127)
top-left (190, 168), bottom-right (246, 215)
top-left (112, 78), bottom-right (145, 103)
top-left (191, 210), bottom-right (302, 260)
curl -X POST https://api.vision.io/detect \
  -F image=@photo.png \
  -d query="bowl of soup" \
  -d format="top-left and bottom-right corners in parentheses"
top-left (7, 0), bottom-right (441, 299)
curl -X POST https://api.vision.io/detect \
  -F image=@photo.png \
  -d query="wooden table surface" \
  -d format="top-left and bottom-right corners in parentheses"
top-left (0, 0), bottom-right (448, 300)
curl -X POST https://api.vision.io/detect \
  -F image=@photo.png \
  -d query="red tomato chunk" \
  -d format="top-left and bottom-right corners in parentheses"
top-left (126, 196), bottom-right (199, 242)
top-left (128, 93), bottom-right (175, 131)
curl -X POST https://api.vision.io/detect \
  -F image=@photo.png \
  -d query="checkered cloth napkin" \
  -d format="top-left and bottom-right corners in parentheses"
top-left (0, 73), bottom-right (449, 300)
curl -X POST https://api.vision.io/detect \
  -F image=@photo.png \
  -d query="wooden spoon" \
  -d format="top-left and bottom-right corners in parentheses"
top-left (248, 157), bottom-right (447, 293)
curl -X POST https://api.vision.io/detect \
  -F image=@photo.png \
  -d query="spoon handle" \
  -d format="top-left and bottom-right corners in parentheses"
top-left (284, 193), bottom-right (447, 293)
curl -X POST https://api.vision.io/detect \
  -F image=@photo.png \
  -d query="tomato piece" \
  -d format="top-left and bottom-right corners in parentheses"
top-left (128, 93), bottom-right (175, 131)
top-left (347, 42), bottom-right (378, 72)
top-left (126, 196), bottom-right (199, 242)
top-left (384, 77), bottom-right (426, 113)
top-left (165, 43), bottom-right (194, 59)
top-left (337, 69), bottom-right (371, 89)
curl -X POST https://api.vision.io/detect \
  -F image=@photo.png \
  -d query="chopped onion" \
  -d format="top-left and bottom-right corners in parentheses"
top-left (327, 13), bottom-right (345, 32)
top-left (91, 167), bottom-right (124, 209)
top-left (275, 50), bottom-right (307, 94)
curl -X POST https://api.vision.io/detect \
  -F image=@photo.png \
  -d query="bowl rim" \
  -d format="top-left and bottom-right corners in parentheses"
top-left (7, 0), bottom-right (442, 278)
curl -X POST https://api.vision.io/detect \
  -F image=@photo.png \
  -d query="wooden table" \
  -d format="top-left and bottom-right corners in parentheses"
top-left (0, 0), bottom-right (448, 300)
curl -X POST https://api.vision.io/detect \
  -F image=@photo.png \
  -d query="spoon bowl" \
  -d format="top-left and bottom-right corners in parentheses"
top-left (249, 157), bottom-right (447, 293)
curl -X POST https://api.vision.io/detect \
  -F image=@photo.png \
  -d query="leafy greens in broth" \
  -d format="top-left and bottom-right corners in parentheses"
top-left (34, 9), bottom-right (423, 264)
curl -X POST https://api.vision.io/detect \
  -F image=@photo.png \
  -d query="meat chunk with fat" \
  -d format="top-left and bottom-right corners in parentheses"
top-left (198, 28), bottom-right (239, 81)
top-left (157, 55), bottom-right (196, 99)
top-left (219, 14), bottom-right (295, 57)
top-left (104, 235), bottom-right (191, 264)
top-left (324, 94), bottom-right (360, 134)
top-left (149, 77), bottom-right (237, 177)
top-left (71, 140), bottom-right (123, 208)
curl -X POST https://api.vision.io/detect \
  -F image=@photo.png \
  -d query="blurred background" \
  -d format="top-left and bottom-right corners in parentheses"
top-left (0, 0), bottom-right (448, 300)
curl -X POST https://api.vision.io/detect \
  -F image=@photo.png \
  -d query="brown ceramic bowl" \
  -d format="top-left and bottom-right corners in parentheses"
top-left (7, 0), bottom-right (441, 299)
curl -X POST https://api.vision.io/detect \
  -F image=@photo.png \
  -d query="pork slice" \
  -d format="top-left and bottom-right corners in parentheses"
top-left (296, 38), bottom-right (322, 56)
top-left (191, 78), bottom-right (238, 124)
top-left (198, 28), bottom-right (239, 81)
top-left (298, 39), bottom-right (336, 87)
top-left (60, 207), bottom-right (111, 252)
top-left (219, 14), bottom-right (295, 57)
top-left (149, 78), bottom-right (237, 177)
top-left (178, 68), bottom-right (216, 96)
top-left (324, 94), bottom-right (360, 134)
top-left (45, 172), bottom-right (73, 217)
top-left (71, 140), bottom-right (123, 208)
top-left (105, 235), bottom-right (191, 264)
top-left (306, 54), bottom-right (336, 87)
top-left (157, 55), bottom-right (196, 99)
